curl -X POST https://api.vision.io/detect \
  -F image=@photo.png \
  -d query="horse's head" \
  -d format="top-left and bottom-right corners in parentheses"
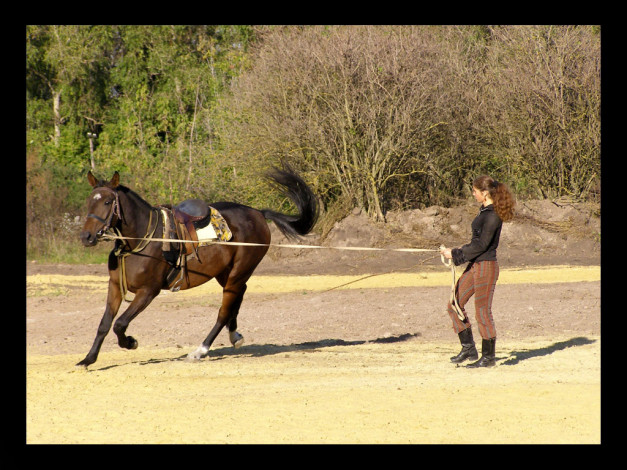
top-left (80, 171), bottom-right (122, 247)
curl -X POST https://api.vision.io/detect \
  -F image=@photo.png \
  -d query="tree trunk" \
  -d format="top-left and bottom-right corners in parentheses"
top-left (367, 175), bottom-right (385, 222)
top-left (89, 136), bottom-right (96, 170)
top-left (52, 89), bottom-right (61, 146)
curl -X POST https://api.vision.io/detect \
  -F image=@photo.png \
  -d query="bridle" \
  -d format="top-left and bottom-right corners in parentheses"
top-left (87, 186), bottom-right (122, 238)
top-left (86, 184), bottom-right (159, 302)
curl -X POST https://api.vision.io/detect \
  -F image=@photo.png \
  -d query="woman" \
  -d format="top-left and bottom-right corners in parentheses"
top-left (440, 175), bottom-right (515, 368)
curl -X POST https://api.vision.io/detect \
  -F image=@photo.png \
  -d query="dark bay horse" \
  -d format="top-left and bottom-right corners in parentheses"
top-left (77, 167), bottom-right (318, 367)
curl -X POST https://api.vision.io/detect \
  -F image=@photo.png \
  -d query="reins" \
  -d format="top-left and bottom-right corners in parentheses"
top-left (107, 209), bottom-right (159, 302)
top-left (439, 247), bottom-right (465, 321)
top-left (101, 233), bottom-right (437, 253)
top-left (100, 231), bottom-right (465, 319)
top-left (88, 185), bottom-right (161, 302)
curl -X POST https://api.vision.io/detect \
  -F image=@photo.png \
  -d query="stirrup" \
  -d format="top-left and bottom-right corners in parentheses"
top-left (167, 267), bottom-right (182, 291)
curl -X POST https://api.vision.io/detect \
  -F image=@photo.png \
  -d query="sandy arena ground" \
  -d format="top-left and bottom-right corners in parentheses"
top-left (26, 261), bottom-right (600, 444)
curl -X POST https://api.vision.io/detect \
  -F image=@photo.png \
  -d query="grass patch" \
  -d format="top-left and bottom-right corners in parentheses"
top-left (26, 237), bottom-right (111, 264)
top-left (27, 285), bottom-right (70, 297)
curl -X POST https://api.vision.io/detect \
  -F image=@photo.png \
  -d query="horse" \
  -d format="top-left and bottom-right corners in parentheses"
top-left (77, 166), bottom-right (319, 367)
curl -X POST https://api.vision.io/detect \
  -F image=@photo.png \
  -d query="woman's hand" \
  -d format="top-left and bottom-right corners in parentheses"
top-left (440, 246), bottom-right (453, 260)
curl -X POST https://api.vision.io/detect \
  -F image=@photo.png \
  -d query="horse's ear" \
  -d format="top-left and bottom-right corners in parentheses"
top-left (87, 171), bottom-right (98, 188)
top-left (109, 171), bottom-right (120, 188)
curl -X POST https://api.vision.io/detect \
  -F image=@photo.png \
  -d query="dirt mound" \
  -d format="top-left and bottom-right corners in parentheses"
top-left (257, 199), bottom-right (600, 275)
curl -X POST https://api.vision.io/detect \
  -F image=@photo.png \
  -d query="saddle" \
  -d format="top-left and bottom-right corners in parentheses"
top-left (160, 199), bottom-right (232, 290)
top-left (173, 199), bottom-right (211, 257)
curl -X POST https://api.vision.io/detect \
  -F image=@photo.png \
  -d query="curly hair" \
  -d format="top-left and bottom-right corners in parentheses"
top-left (473, 175), bottom-right (516, 222)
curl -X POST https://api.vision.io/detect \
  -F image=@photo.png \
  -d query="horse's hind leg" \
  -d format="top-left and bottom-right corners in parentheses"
top-left (227, 284), bottom-right (246, 348)
top-left (187, 282), bottom-right (247, 360)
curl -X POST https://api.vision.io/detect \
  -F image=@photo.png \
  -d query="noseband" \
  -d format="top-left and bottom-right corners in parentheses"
top-left (87, 186), bottom-right (122, 237)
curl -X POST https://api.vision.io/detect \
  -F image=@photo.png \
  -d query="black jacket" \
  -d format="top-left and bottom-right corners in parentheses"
top-left (451, 204), bottom-right (502, 266)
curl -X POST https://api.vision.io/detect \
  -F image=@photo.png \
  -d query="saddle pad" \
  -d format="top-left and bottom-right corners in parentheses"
top-left (196, 223), bottom-right (218, 245)
top-left (198, 206), bottom-right (232, 245)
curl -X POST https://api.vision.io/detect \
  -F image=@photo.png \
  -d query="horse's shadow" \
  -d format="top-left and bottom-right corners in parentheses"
top-left (93, 332), bottom-right (421, 370)
top-left (498, 336), bottom-right (597, 366)
top-left (206, 332), bottom-right (421, 360)
top-left (90, 334), bottom-right (597, 371)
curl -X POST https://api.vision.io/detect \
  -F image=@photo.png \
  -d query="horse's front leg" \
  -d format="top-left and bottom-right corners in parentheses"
top-left (112, 287), bottom-right (160, 351)
top-left (76, 279), bottom-right (123, 368)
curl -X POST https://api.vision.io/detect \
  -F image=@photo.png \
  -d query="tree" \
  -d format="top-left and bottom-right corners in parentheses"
top-left (27, 25), bottom-right (112, 152)
top-left (27, 25), bottom-right (254, 207)
top-left (26, 25), bottom-right (255, 257)
top-left (222, 26), bottom-right (455, 221)
top-left (219, 25), bottom-right (601, 217)
top-left (479, 25), bottom-right (601, 198)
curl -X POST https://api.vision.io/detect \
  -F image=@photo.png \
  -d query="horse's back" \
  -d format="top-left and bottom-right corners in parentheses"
top-left (210, 202), bottom-right (270, 244)
top-left (172, 202), bottom-right (270, 290)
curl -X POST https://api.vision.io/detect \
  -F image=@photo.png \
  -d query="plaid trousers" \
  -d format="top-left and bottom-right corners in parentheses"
top-left (447, 260), bottom-right (499, 340)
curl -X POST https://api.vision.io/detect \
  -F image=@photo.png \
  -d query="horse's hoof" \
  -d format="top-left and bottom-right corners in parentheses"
top-left (230, 331), bottom-right (244, 349)
top-left (76, 356), bottom-right (93, 368)
top-left (186, 353), bottom-right (204, 362)
top-left (128, 337), bottom-right (138, 349)
top-left (187, 345), bottom-right (209, 361)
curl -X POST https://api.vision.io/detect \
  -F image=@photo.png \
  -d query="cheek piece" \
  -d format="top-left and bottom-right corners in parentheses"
top-left (86, 188), bottom-right (122, 237)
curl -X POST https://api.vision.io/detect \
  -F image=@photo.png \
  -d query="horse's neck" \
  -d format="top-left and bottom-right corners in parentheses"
top-left (118, 189), bottom-right (158, 247)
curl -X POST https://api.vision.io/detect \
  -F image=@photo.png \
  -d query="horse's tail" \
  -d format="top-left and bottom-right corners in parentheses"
top-left (261, 165), bottom-right (319, 240)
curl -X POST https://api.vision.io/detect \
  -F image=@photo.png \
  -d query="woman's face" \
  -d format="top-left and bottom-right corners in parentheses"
top-left (472, 186), bottom-right (487, 204)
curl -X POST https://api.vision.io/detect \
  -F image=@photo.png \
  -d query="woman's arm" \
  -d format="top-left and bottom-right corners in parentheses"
top-left (450, 212), bottom-right (501, 266)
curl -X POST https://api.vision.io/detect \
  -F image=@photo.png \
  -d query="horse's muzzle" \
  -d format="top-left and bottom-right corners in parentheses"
top-left (80, 230), bottom-right (99, 247)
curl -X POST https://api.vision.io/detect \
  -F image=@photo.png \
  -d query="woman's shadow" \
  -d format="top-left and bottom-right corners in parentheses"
top-left (499, 336), bottom-right (597, 366)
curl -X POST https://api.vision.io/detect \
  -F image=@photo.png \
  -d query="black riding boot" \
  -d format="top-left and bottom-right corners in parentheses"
top-left (450, 328), bottom-right (478, 364)
top-left (467, 338), bottom-right (496, 368)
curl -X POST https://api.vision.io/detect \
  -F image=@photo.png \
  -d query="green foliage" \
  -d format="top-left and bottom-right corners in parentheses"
top-left (26, 25), bottom-right (600, 262)
top-left (27, 25), bottom-right (255, 260)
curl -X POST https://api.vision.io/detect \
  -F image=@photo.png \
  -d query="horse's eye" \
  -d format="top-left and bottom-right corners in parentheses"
top-left (104, 200), bottom-right (112, 205)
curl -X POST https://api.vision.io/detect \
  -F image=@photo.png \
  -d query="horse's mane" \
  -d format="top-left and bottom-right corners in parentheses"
top-left (115, 184), bottom-right (155, 211)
